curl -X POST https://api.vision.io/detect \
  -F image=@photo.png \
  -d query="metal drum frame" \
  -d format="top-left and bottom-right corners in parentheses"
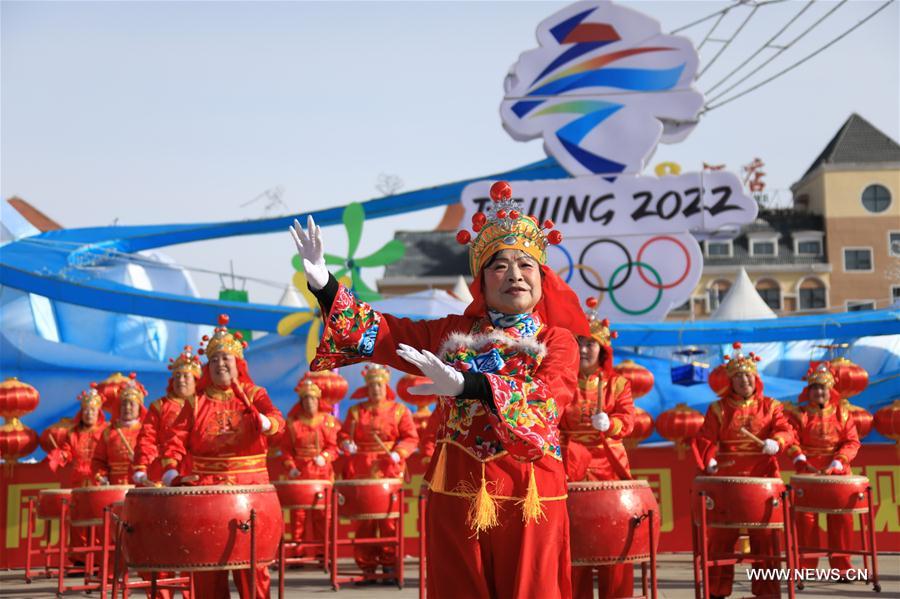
top-left (789, 475), bottom-right (881, 593)
top-left (275, 481), bottom-right (334, 598)
top-left (23, 490), bottom-right (70, 584)
top-left (690, 476), bottom-right (797, 599)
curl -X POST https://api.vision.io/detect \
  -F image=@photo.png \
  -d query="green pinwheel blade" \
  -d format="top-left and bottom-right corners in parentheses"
top-left (343, 203), bottom-right (366, 259)
top-left (350, 268), bottom-right (381, 301)
top-left (355, 240), bottom-right (406, 267)
top-left (291, 254), bottom-right (304, 272)
top-left (324, 253), bottom-right (346, 266)
top-left (333, 267), bottom-right (349, 281)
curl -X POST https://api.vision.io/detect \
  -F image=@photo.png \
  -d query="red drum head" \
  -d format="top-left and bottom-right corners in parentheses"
top-left (273, 479), bottom-right (332, 510)
top-left (790, 474), bottom-right (870, 514)
top-left (70, 485), bottom-right (132, 527)
top-left (692, 476), bottom-right (786, 529)
top-left (334, 478), bottom-right (403, 520)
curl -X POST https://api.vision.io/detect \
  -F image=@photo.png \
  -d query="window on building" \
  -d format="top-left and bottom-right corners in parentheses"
top-left (890, 232), bottom-right (900, 257)
top-left (844, 248), bottom-right (873, 271)
top-left (672, 299), bottom-right (692, 312)
top-left (708, 280), bottom-right (731, 312)
top-left (847, 301), bottom-right (876, 312)
top-left (706, 242), bottom-right (731, 257)
top-left (752, 241), bottom-right (776, 256)
top-left (797, 240), bottom-right (822, 255)
top-left (755, 279), bottom-right (781, 311)
top-left (892, 286), bottom-right (900, 303)
top-left (861, 184), bottom-right (891, 213)
top-left (799, 278), bottom-right (827, 310)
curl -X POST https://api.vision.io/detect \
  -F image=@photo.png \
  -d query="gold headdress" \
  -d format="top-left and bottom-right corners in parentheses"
top-left (722, 342), bottom-right (761, 376)
top-left (168, 345), bottom-right (202, 377)
top-left (294, 378), bottom-right (322, 399)
top-left (79, 385), bottom-right (103, 410)
top-left (805, 363), bottom-right (836, 388)
top-left (584, 297), bottom-right (617, 346)
top-left (456, 181), bottom-right (563, 276)
top-left (118, 373), bottom-right (146, 406)
top-left (363, 364), bottom-right (390, 384)
top-left (199, 314), bottom-right (247, 359)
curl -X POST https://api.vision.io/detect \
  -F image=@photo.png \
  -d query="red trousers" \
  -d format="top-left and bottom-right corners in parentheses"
top-left (425, 492), bottom-right (572, 599)
top-left (290, 508), bottom-right (326, 556)
top-left (192, 568), bottom-right (270, 598)
top-left (708, 528), bottom-right (781, 597)
top-left (571, 564), bottom-right (634, 598)
top-left (354, 519), bottom-right (398, 571)
top-left (796, 512), bottom-right (853, 572)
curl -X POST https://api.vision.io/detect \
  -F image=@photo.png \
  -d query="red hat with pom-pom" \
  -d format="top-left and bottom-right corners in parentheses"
top-left (722, 341), bottom-right (762, 377)
top-left (198, 314), bottom-right (248, 359)
top-left (583, 296), bottom-right (618, 347)
top-left (456, 180), bottom-right (563, 276)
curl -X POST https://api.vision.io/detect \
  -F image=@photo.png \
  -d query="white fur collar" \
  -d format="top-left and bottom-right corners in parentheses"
top-left (438, 329), bottom-right (547, 359)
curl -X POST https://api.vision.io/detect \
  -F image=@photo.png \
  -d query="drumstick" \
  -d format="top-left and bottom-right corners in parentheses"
top-left (372, 432), bottom-right (392, 457)
top-left (739, 427), bottom-right (766, 448)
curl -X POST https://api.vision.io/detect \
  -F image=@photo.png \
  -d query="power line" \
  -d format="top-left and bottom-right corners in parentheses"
top-left (704, 0), bottom-right (895, 113)
top-left (697, 4), bottom-right (761, 79)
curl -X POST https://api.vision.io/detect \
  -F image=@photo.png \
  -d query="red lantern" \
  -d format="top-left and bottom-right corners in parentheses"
top-left (0, 422), bottom-right (39, 463)
top-left (397, 374), bottom-right (436, 431)
top-left (625, 406), bottom-right (654, 449)
top-left (614, 360), bottom-right (654, 400)
top-left (304, 370), bottom-right (349, 413)
top-left (39, 417), bottom-right (74, 453)
top-left (0, 377), bottom-right (40, 421)
top-left (707, 364), bottom-right (731, 396)
top-left (656, 403), bottom-right (704, 459)
top-left (828, 357), bottom-right (868, 399)
top-left (874, 400), bottom-right (900, 457)
top-left (844, 402), bottom-right (873, 439)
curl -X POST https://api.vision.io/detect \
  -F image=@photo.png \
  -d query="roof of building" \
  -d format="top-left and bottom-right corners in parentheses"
top-left (801, 113), bottom-right (900, 179)
top-left (704, 210), bottom-right (828, 267)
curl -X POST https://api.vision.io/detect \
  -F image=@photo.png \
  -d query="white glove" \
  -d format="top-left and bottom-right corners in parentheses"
top-left (162, 469), bottom-right (179, 486)
top-left (289, 468), bottom-right (301, 478)
top-left (132, 471), bottom-right (148, 485)
top-left (396, 344), bottom-right (464, 396)
top-left (314, 455), bottom-right (326, 468)
top-left (591, 412), bottom-right (611, 432)
top-left (97, 476), bottom-right (109, 485)
top-left (343, 440), bottom-right (358, 455)
top-left (706, 459), bottom-right (719, 474)
top-left (258, 413), bottom-right (272, 432)
top-left (289, 215), bottom-right (329, 291)
top-left (762, 439), bottom-right (780, 456)
top-left (829, 459), bottom-right (844, 473)
top-left (793, 454), bottom-right (807, 464)
top-left (389, 451), bottom-right (401, 464)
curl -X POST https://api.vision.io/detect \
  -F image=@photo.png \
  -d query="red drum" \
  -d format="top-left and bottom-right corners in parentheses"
top-left (791, 474), bottom-right (870, 514)
top-left (274, 479), bottom-right (331, 510)
top-left (37, 489), bottom-right (72, 520)
top-left (334, 478), bottom-right (403, 520)
top-left (567, 480), bottom-right (661, 566)
top-left (122, 484), bottom-right (283, 571)
top-left (692, 476), bottom-right (786, 529)
top-left (70, 485), bottom-right (132, 527)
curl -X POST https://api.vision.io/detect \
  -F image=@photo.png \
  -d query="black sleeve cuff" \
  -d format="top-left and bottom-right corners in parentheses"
top-left (309, 273), bottom-right (338, 315)
top-left (461, 372), bottom-right (496, 414)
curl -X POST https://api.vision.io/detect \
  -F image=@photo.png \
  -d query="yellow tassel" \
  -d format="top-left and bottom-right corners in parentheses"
top-left (467, 462), bottom-right (499, 535)
top-left (520, 462), bottom-right (545, 525)
top-left (428, 443), bottom-right (448, 493)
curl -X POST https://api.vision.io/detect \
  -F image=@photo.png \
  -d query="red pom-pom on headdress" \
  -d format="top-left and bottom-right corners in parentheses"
top-left (490, 181), bottom-right (512, 202)
top-left (456, 230), bottom-right (471, 245)
top-left (218, 314), bottom-right (229, 326)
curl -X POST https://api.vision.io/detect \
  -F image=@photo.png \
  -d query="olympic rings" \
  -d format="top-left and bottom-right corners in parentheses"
top-left (556, 263), bottom-right (605, 306)
top-left (636, 235), bottom-right (691, 289)
top-left (608, 261), bottom-right (663, 315)
top-left (549, 243), bottom-right (574, 283)
top-left (578, 239), bottom-right (632, 292)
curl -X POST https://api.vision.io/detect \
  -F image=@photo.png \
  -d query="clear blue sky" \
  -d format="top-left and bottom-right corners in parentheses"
top-left (3, 1), bottom-right (898, 305)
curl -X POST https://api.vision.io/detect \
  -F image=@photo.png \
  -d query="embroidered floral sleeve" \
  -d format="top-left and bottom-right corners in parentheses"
top-left (479, 327), bottom-right (578, 462)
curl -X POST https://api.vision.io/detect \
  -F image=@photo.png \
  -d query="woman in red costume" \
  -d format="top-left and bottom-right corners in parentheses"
top-left (133, 347), bottom-right (202, 484)
top-left (692, 342), bottom-right (795, 599)
top-left (280, 378), bottom-right (340, 555)
top-left (339, 364), bottom-right (418, 582)
top-left (560, 304), bottom-right (635, 598)
top-left (787, 363), bottom-right (861, 577)
top-left (47, 385), bottom-right (108, 488)
top-left (161, 314), bottom-right (285, 599)
top-left (92, 374), bottom-right (146, 485)
top-left (289, 180), bottom-right (589, 599)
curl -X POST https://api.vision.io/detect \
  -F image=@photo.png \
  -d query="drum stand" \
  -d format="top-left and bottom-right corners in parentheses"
top-left (23, 498), bottom-right (66, 583)
top-left (328, 487), bottom-right (406, 591)
top-left (108, 505), bottom-right (194, 599)
top-left (54, 499), bottom-right (114, 596)
top-left (276, 487), bottom-right (333, 597)
top-left (691, 489), bottom-right (797, 599)
top-left (789, 485), bottom-right (881, 593)
top-left (418, 492), bottom-right (427, 599)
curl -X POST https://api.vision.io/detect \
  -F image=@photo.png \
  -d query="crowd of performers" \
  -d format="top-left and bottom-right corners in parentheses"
top-left (40, 181), bottom-right (868, 599)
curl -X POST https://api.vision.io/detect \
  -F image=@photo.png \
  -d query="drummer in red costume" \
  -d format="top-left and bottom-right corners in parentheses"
top-left (280, 378), bottom-right (340, 551)
top-left (560, 304), bottom-right (635, 599)
top-left (92, 374), bottom-right (146, 485)
top-left (787, 363), bottom-right (861, 577)
top-left (133, 347), bottom-right (202, 484)
top-left (47, 385), bottom-right (108, 488)
top-left (289, 180), bottom-right (589, 599)
top-left (693, 342), bottom-right (795, 599)
top-left (339, 364), bottom-right (418, 582)
top-left (161, 314), bottom-right (285, 599)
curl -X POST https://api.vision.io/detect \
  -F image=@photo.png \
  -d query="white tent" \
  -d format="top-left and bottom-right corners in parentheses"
top-left (371, 288), bottom-right (468, 318)
top-left (711, 267), bottom-right (777, 320)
